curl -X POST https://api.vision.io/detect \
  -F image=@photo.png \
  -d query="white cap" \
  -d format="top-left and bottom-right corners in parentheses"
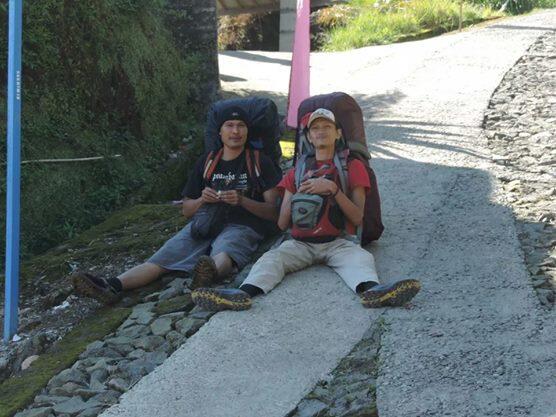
top-left (308, 108), bottom-right (336, 128)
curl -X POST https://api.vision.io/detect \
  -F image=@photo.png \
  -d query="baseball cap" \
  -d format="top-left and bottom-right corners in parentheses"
top-left (308, 108), bottom-right (336, 128)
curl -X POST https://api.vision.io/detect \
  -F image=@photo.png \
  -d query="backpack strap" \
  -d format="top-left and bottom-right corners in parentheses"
top-left (202, 148), bottom-right (224, 183)
top-left (295, 154), bottom-right (313, 189)
top-left (333, 149), bottom-right (349, 194)
top-left (245, 148), bottom-right (265, 192)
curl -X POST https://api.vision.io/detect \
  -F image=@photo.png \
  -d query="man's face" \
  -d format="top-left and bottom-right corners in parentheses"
top-left (220, 119), bottom-right (248, 150)
top-left (308, 118), bottom-right (341, 150)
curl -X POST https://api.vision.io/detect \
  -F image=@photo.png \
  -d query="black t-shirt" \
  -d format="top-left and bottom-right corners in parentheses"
top-left (182, 151), bottom-right (282, 235)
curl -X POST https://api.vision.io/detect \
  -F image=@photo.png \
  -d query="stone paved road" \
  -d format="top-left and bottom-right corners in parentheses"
top-left (101, 10), bottom-right (556, 417)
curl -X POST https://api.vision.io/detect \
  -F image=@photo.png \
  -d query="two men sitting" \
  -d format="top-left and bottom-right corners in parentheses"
top-left (191, 108), bottom-right (420, 311)
top-left (73, 104), bottom-right (420, 311)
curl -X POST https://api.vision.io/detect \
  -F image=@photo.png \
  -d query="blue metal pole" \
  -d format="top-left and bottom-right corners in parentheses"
top-left (4, 0), bottom-right (23, 343)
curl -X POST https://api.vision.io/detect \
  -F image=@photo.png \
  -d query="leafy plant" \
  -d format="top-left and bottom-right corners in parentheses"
top-left (323, 0), bottom-right (501, 50)
top-left (0, 1), bottom-right (205, 261)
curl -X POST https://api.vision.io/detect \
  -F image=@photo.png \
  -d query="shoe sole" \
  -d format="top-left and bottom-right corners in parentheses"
top-left (361, 279), bottom-right (421, 308)
top-left (191, 256), bottom-right (218, 289)
top-left (191, 288), bottom-right (252, 312)
top-left (71, 272), bottom-right (120, 305)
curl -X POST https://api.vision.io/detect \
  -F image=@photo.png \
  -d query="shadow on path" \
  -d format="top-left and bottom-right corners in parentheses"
top-left (220, 51), bottom-right (292, 66)
top-left (488, 24), bottom-right (556, 32)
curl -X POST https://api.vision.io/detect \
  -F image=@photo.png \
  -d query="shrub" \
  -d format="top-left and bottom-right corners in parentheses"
top-left (0, 1), bottom-right (204, 259)
top-left (218, 12), bottom-right (279, 50)
top-left (324, 0), bottom-right (500, 50)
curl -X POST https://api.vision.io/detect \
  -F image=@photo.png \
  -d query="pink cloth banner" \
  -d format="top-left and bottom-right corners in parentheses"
top-left (286, 0), bottom-right (311, 128)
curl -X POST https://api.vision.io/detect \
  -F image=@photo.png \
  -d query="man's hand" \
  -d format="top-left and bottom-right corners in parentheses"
top-left (219, 190), bottom-right (242, 206)
top-left (201, 187), bottom-right (220, 204)
top-left (298, 177), bottom-right (338, 196)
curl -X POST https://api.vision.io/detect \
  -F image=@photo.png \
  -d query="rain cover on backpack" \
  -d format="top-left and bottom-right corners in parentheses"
top-left (205, 97), bottom-right (282, 173)
top-left (295, 92), bottom-right (384, 244)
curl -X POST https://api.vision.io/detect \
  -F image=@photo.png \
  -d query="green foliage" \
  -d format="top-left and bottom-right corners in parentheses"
top-left (311, 5), bottom-right (359, 49)
top-left (218, 12), bottom-right (279, 51)
top-left (17, 204), bottom-right (185, 292)
top-left (534, 0), bottom-right (556, 6)
top-left (0, 1), bottom-right (205, 260)
top-left (323, 0), bottom-right (501, 51)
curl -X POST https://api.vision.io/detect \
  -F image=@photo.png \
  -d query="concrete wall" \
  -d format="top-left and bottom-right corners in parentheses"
top-left (279, 0), bottom-right (297, 52)
top-left (164, 0), bottom-right (220, 109)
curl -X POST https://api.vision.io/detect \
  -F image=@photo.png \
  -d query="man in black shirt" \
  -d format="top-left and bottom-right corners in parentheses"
top-left (72, 107), bottom-right (282, 304)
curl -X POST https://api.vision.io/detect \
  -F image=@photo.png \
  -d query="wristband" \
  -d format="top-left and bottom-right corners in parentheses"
top-left (332, 186), bottom-right (340, 198)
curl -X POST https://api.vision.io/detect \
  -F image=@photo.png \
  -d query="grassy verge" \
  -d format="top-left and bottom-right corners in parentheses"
top-left (14, 204), bottom-right (185, 292)
top-left (0, 307), bottom-right (130, 417)
top-left (323, 0), bottom-right (503, 51)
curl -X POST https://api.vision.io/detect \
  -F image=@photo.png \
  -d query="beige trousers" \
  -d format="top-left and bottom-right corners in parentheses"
top-left (241, 238), bottom-right (379, 294)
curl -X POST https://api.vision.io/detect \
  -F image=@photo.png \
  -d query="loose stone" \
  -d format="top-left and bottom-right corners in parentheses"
top-left (292, 399), bottom-right (328, 417)
top-left (165, 331), bottom-right (185, 349)
top-left (49, 382), bottom-right (84, 397)
top-left (150, 317), bottom-right (173, 336)
top-left (107, 377), bottom-right (129, 393)
top-left (133, 335), bottom-right (165, 351)
top-left (131, 310), bottom-right (155, 326)
top-left (90, 390), bottom-right (121, 406)
top-left (153, 294), bottom-right (195, 315)
top-left (158, 286), bottom-right (182, 301)
top-left (52, 397), bottom-right (101, 416)
top-left (13, 407), bottom-right (53, 417)
top-left (21, 355), bottom-right (40, 371)
top-left (33, 395), bottom-right (69, 407)
top-left (118, 324), bottom-right (148, 339)
top-left (48, 369), bottom-right (88, 388)
top-left (143, 292), bottom-right (161, 303)
top-left (75, 407), bottom-right (104, 417)
top-left (127, 349), bottom-right (147, 360)
top-left (175, 317), bottom-right (206, 337)
top-left (74, 389), bottom-right (104, 400)
top-left (188, 306), bottom-right (215, 320)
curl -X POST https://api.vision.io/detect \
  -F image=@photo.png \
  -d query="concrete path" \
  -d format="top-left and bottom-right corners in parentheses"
top-left (101, 11), bottom-right (556, 417)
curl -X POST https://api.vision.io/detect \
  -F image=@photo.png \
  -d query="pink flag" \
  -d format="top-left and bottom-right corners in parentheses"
top-left (286, 0), bottom-right (311, 128)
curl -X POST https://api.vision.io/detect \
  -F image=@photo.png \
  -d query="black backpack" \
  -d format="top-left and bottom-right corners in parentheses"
top-left (205, 97), bottom-right (282, 173)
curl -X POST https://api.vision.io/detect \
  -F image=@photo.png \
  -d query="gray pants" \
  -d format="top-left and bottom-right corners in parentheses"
top-left (241, 238), bottom-right (379, 294)
top-left (148, 223), bottom-right (263, 272)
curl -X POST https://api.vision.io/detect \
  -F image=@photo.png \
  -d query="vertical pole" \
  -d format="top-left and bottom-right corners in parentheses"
top-left (4, 0), bottom-right (23, 343)
top-left (286, 0), bottom-right (310, 128)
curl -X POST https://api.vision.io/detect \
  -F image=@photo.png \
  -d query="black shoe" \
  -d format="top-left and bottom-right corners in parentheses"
top-left (191, 256), bottom-right (219, 290)
top-left (71, 271), bottom-right (121, 305)
top-left (191, 288), bottom-right (252, 311)
top-left (360, 279), bottom-right (420, 308)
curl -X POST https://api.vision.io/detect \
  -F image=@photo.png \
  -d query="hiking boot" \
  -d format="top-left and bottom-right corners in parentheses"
top-left (71, 271), bottom-right (121, 305)
top-left (191, 256), bottom-right (219, 289)
top-left (360, 279), bottom-right (421, 308)
top-left (191, 288), bottom-right (252, 312)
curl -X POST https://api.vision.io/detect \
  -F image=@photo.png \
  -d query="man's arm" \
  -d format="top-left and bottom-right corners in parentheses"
top-left (333, 185), bottom-right (365, 226)
top-left (277, 189), bottom-right (293, 231)
top-left (298, 177), bottom-right (365, 226)
top-left (219, 188), bottom-right (280, 222)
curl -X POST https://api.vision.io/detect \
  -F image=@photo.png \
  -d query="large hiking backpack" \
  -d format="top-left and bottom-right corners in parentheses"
top-left (295, 92), bottom-right (384, 244)
top-left (205, 97), bottom-right (282, 173)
